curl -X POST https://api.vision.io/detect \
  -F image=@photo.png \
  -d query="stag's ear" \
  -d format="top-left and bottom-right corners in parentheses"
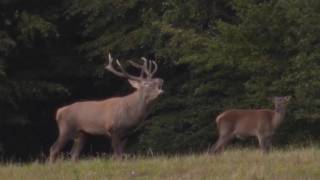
top-left (128, 79), bottom-right (140, 89)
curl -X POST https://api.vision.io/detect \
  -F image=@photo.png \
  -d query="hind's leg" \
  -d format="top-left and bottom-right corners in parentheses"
top-left (210, 121), bottom-right (234, 154)
top-left (257, 135), bottom-right (272, 153)
top-left (211, 133), bottom-right (234, 154)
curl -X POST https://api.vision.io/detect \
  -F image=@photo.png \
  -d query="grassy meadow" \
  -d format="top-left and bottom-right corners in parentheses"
top-left (0, 147), bottom-right (319, 180)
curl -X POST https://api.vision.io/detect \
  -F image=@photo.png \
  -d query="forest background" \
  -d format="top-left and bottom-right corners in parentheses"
top-left (1, 0), bottom-right (320, 161)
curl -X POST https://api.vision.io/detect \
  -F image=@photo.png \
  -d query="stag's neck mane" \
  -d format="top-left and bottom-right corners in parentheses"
top-left (272, 106), bottom-right (287, 128)
top-left (120, 90), bottom-right (150, 119)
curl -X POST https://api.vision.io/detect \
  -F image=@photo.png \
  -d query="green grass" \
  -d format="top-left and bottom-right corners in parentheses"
top-left (1, 147), bottom-right (320, 180)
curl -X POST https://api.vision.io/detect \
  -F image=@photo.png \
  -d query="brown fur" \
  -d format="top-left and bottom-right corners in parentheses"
top-left (49, 55), bottom-right (163, 163)
top-left (211, 96), bottom-right (290, 153)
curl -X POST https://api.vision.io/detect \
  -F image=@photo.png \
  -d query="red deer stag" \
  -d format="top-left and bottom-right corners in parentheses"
top-left (211, 96), bottom-right (291, 153)
top-left (49, 53), bottom-right (164, 162)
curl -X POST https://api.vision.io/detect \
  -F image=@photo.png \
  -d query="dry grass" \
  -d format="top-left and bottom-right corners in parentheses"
top-left (0, 147), bottom-right (320, 180)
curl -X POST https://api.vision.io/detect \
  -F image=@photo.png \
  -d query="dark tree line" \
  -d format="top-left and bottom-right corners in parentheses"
top-left (0, 0), bottom-right (320, 161)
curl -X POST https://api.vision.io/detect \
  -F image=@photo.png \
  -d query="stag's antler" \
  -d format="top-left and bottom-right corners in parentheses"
top-left (149, 60), bottom-right (158, 77)
top-left (105, 53), bottom-right (159, 80)
top-left (105, 53), bottom-right (144, 82)
top-left (129, 57), bottom-right (158, 79)
top-left (128, 58), bottom-right (148, 78)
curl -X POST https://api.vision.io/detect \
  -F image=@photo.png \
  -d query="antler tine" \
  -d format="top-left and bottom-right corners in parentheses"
top-left (147, 59), bottom-right (152, 76)
top-left (106, 53), bottom-right (113, 65)
top-left (150, 60), bottom-right (158, 77)
top-left (105, 53), bottom-right (142, 81)
top-left (115, 59), bottom-right (127, 73)
top-left (132, 57), bottom-right (158, 79)
top-left (140, 57), bottom-right (148, 78)
top-left (105, 54), bottom-right (125, 78)
top-left (128, 57), bottom-right (152, 78)
top-left (141, 57), bottom-right (149, 74)
top-left (140, 57), bottom-right (155, 79)
top-left (141, 57), bottom-right (151, 77)
top-left (128, 61), bottom-right (143, 78)
top-left (128, 61), bottom-right (144, 78)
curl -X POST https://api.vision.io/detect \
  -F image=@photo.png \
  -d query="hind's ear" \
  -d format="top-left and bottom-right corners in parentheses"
top-left (285, 96), bottom-right (291, 101)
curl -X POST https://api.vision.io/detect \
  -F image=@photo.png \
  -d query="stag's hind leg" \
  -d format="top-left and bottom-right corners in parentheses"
top-left (49, 133), bottom-right (70, 163)
top-left (49, 124), bottom-right (74, 163)
top-left (70, 131), bottom-right (87, 161)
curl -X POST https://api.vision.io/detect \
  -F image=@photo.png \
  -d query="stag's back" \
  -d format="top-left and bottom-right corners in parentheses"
top-left (56, 97), bottom-right (123, 135)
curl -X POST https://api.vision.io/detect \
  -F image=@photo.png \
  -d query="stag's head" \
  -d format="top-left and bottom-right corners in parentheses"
top-left (105, 53), bottom-right (164, 103)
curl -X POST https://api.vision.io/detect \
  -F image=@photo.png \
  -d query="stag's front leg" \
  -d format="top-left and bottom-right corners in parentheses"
top-left (70, 132), bottom-right (87, 161)
top-left (111, 134), bottom-right (124, 159)
top-left (118, 137), bottom-right (127, 156)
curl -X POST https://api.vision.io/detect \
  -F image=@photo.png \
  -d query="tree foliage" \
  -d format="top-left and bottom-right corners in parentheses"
top-left (0, 0), bottom-right (320, 159)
